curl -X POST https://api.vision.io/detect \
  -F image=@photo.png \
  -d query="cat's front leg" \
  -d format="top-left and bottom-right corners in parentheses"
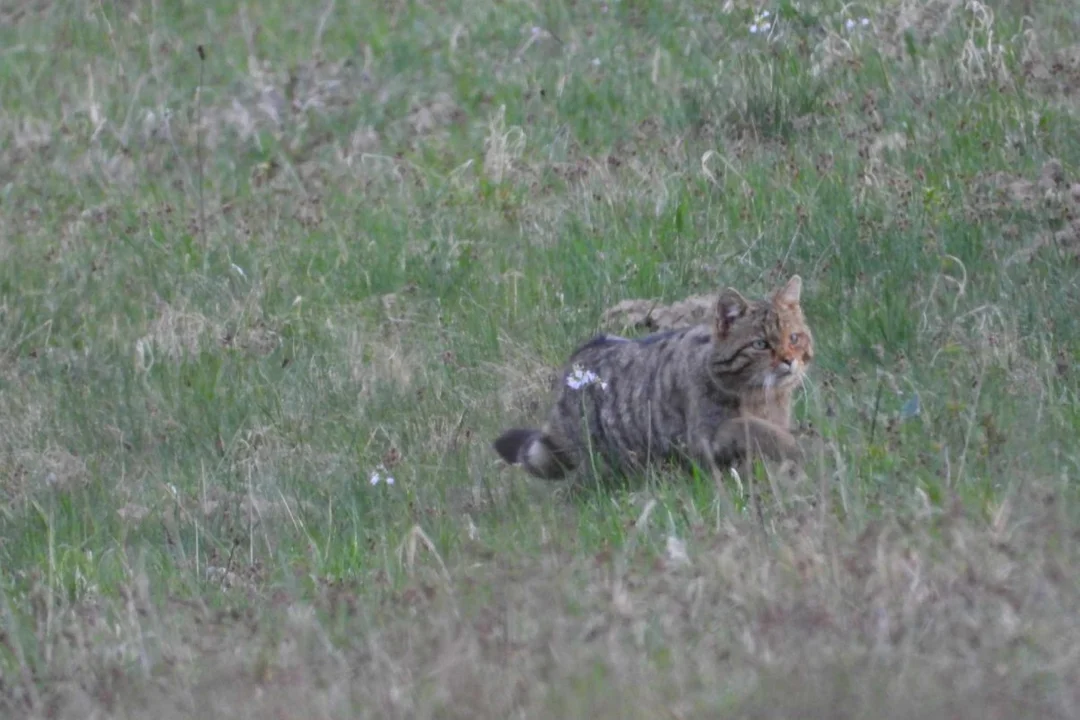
top-left (709, 416), bottom-right (802, 468)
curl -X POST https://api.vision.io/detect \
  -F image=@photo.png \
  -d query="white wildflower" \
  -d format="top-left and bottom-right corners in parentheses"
top-left (369, 465), bottom-right (395, 486)
top-left (845, 16), bottom-right (870, 32)
top-left (566, 364), bottom-right (608, 390)
top-left (750, 9), bottom-right (773, 35)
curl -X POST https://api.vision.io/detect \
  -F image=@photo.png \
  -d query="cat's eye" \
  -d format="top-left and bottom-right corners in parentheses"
top-left (752, 339), bottom-right (769, 350)
top-left (790, 333), bottom-right (801, 345)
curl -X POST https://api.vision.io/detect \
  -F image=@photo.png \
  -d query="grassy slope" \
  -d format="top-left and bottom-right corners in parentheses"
top-left (2, 0), bottom-right (1080, 717)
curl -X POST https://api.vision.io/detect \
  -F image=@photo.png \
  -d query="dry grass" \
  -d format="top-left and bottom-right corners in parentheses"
top-left (2, 0), bottom-right (1080, 717)
top-left (10, 486), bottom-right (1080, 719)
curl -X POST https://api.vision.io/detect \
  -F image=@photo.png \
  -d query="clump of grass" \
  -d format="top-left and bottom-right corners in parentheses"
top-left (726, 46), bottom-right (831, 143)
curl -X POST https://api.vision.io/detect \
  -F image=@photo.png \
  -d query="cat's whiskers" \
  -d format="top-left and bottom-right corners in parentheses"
top-left (793, 370), bottom-right (813, 397)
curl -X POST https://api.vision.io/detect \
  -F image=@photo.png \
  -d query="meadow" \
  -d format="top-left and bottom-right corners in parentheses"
top-left (2, 0), bottom-right (1080, 716)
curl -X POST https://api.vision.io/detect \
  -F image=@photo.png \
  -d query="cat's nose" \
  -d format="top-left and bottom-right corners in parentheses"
top-left (778, 357), bottom-right (801, 374)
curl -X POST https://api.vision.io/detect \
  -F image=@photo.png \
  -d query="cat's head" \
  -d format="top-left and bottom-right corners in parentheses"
top-left (710, 275), bottom-right (813, 392)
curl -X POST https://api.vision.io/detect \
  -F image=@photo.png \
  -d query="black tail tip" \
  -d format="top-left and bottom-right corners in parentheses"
top-left (493, 428), bottom-right (536, 465)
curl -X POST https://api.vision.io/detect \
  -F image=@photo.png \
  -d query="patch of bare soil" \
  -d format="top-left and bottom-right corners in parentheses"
top-left (186, 55), bottom-right (370, 155)
top-left (969, 158), bottom-right (1080, 265)
top-left (135, 297), bottom-right (281, 367)
top-left (408, 91), bottom-right (466, 143)
top-left (1023, 44), bottom-right (1080, 99)
top-left (186, 46), bottom-right (464, 172)
top-left (0, 0), bottom-right (52, 26)
top-left (869, 0), bottom-right (965, 62)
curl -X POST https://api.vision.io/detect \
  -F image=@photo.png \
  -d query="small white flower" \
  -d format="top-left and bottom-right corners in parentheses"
top-left (591, 57), bottom-right (601, 67)
top-left (566, 364), bottom-right (608, 390)
top-left (845, 16), bottom-right (870, 32)
top-left (369, 465), bottom-right (395, 486)
top-left (750, 10), bottom-right (773, 35)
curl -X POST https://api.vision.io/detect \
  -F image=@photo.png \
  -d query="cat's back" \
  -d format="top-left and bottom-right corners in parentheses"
top-left (565, 325), bottom-right (708, 362)
top-left (567, 324), bottom-right (711, 369)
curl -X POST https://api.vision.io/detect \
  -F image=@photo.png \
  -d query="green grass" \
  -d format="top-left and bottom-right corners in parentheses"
top-left (3, 0), bottom-right (1080, 717)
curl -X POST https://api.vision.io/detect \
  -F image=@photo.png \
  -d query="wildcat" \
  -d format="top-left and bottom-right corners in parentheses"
top-left (493, 275), bottom-right (813, 480)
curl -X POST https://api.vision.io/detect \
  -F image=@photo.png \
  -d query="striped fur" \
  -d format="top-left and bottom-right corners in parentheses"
top-left (493, 276), bottom-right (813, 479)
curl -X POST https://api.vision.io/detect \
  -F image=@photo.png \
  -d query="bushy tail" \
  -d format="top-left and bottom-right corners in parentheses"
top-left (493, 427), bottom-right (578, 480)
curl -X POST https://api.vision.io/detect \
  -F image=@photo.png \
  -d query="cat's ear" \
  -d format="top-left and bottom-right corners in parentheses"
top-left (715, 288), bottom-right (749, 337)
top-left (773, 275), bottom-right (802, 308)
